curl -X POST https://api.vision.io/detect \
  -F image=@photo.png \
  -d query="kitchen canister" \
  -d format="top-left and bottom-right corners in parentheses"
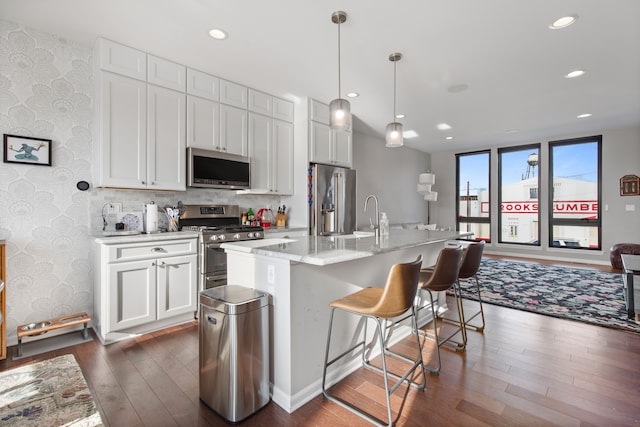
top-left (144, 203), bottom-right (158, 233)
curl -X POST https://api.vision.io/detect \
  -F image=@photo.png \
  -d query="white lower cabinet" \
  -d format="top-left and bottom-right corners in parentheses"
top-left (94, 236), bottom-right (197, 344)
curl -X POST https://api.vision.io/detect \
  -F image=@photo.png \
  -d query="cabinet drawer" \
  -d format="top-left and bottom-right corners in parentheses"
top-left (148, 56), bottom-right (186, 92)
top-left (108, 239), bottom-right (196, 262)
top-left (96, 38), bottom-right (146, 81)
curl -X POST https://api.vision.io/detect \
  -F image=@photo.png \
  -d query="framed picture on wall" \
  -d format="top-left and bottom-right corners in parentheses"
top-left (3, 134), bottom-right (52, 166)
top-left (620, 174), bottom-right (640, 196)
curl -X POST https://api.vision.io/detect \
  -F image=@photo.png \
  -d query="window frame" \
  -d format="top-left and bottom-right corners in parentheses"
top-left (497, 144), bottom-right (541, 246)
top-left (456, 150), bottom-right (491, 242)
top-left (548, 135), bottom-right (602, 251)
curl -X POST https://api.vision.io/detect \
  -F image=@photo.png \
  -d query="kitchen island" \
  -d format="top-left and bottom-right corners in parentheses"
top-left (222, 229), bottom-right (470, 412)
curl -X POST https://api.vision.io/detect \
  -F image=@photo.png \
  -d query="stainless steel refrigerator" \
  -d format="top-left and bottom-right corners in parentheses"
top-left (309, 163), bottom-right (357, 236)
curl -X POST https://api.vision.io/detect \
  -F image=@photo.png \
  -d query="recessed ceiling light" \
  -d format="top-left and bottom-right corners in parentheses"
top-left (549, 15), bottom-right (578, 29)
top-left (565, 70), bottom-right (585, 78)
top-left (346, 92), bottom-right (359, 98)
top-left (208, 28), bottom-right (228, 40)
top-left (577, 113), bottom-right (592, 118)
top-left (436, 123), bottom-right (452, 131)
top-left (396, 113), bottom-right (405, 119)
top-left (445, 136), bottom-right (453, 140)
top-left (403, 130), bottom-right (418, 138)
top-left (505, 129), bottom-right (520, 134)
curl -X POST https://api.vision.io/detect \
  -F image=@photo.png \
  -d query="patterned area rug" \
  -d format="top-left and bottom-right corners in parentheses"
top-left (0, 354), bottom-right (103, 426)
top-left (457, 258), bottom-right (640, 333)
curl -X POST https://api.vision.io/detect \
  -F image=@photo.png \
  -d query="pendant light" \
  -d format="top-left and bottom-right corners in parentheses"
top-left (385, 52), bottom-right (403, 147)
top-left (329, 11), bottom-right (352, 131)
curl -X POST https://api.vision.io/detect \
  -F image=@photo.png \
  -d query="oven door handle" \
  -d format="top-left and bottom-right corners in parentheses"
top-left (205, 242), bottom-right (223, 250)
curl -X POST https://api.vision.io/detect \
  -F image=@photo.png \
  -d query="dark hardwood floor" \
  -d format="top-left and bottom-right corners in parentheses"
top-left (2, 256), bottom-right (639, 426)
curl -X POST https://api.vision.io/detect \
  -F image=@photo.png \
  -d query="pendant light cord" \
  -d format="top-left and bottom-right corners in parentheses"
top-left (337, 21), bottom-right (342, 98)
top-left (393, 59), bottom-right (397, 120)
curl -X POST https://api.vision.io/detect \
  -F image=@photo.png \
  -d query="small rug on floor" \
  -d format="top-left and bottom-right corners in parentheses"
top-left (0, 354), bottom-right (103, 426)
top-left (457, 258), bottom-right (639, 333)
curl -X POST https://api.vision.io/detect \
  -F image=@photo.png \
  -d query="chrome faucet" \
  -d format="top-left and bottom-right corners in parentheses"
top-left (364, 195), bottom-right (380, 238)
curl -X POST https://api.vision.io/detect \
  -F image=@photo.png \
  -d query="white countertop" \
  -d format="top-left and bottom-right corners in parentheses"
top-left (93, 230), bottom-right (198, 244)
top-left (221, 229), bottom-right (471, 266)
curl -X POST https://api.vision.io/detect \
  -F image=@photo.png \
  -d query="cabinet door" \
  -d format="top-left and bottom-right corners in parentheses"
top-left (187, 95), bottom-right (220, 150)
top-left (333, 130), bottom-right (353, 168)
top-left (96, 38), bottom-right (146, 81)
top-left (310, 99), bottom-right (330, 125)
top-left (248, 113), bottom-right (272, 191)
top-left (309, 121), bottom-right (332, 165)
top-left (248, 89), bottom-right (273, 116)
top-left (147, 55), bottom-right (186, 92)
top-left (147, 84), bottom-right (186, 191)
top-left (220, 104), bottom-right (248, 156)
top-left (98, 72), bottom-right (147, 189)
top-left (273, 119), bottom-right (294, 194)
top-left (273, 97), bottom-right (294, 122)
top-left (108, 260), bottom-right (156, 332)
top-left (157, 254), bottom-right (197, 319)
top-left (220, 79), bottom-right (248, 108)
top-left (187, 68), bottom-right (219, 101)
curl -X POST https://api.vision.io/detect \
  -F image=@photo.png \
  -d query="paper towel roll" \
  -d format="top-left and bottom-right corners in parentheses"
top-left (144, 203), bottom-right (158, 233)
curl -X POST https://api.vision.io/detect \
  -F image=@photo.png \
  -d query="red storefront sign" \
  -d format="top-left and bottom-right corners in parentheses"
top-left (500, 200), bottom-right (598, 214)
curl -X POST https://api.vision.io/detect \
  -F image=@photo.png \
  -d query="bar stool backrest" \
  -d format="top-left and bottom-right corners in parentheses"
top-left (459, 241), bottom-right (485, 279)
top-left (373, 255), bottom-right (423, 318)
top-left (422, 246), bottom-right (463, 292)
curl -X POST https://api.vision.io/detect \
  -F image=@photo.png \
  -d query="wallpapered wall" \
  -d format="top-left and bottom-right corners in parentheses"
top-left (0, 21), bottom-right (94, 345)
top-left (0, 20), bottom-right (284, 346)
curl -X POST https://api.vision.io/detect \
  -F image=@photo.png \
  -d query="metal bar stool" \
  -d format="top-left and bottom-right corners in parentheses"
top-left (416, 245), bottom-right (464, 374)
top-left (321, 256), bottom-right (426, 427)
top-left (445, 240), bottom-right (485, 332)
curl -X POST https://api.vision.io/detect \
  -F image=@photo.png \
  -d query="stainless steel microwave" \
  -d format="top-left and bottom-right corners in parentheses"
top-left (187, 148), bottom-right (251, 189)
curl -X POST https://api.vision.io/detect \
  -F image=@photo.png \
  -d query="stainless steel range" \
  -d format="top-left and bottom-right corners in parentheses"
top-left (180, 205), bottom-right (263, 291)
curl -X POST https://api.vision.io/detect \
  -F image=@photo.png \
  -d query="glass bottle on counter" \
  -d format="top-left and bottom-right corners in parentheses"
top-left (379, 212), bottom-right (389, 237)
top-left (242, 211), bottom-right (247, 225)
top-left (247, 208), bottom-right (255, 225)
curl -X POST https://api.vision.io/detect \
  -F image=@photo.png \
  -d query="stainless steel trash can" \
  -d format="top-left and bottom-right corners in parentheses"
top-left (199, 285), bottom-right (270, 422)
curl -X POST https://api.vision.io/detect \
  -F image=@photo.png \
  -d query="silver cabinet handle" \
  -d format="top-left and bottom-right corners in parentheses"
top-left (151, 247), bottom-right (166, 253)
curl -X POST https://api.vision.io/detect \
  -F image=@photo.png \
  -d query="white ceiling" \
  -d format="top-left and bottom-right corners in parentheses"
top-left (2, 0), bottom-right (639, 153)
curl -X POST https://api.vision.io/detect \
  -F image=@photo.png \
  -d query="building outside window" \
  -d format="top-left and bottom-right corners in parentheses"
top-left (498, 145), bottom-right (541, 245)
top-left (456, 150), bottom-right (490, 241)
top-left (549, 136), bottom-right (602, 250)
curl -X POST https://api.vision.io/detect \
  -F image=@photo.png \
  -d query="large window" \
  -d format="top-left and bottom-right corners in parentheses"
top-left (498, 145), bottom-right (541, 245)
top-left (456, 151), bottom-right (490, 241)
top-left (549, 136), bottom-right (601, 250)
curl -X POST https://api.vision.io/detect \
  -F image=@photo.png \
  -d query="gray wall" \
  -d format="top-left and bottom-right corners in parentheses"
top-left (352, 131), bottom-right (430, 229)
top-left (431, 126), bottom-right (640, 265)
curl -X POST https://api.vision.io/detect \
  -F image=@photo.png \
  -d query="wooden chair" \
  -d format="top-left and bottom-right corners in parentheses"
top-left (321, 256), bottom-right (426, 427)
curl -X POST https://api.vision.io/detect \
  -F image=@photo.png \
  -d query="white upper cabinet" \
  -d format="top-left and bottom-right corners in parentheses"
top-left (94, 38), bottom-right (186, 190)
top-left (310, 98), bottom-right (330, 125)
top-left (273, 97), bottom-right (294, 122)
top-left (248, 113), bottom-right (293, 194)
top-left (186, 68), bottom-right (219, 101)
top-left (97, 38), bottom-right (146, 81)
top-left (187, 95), bottom-right (220, 151)
top-left (249, 89), bottom-right (273, 116)
top-left (309, 99), bottom-right (352, 168)
top-left (147, 56), bottom-right (186, 92)
top-left (95, 72), bottom-right (148, 189)
top-left (220, 104), bottom-right (248, 156)
top-left (147, 84), bottom-right (186, 191)
top-left (220, 79), bottom-right (248, 108)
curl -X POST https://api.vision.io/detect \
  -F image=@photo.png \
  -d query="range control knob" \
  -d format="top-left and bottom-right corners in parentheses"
top-left (247, 232), bottom-right (254, 239)
top-left (218, 234), bottom-right (226, 241)
top-left (233, 233), bottom-right (240, 240)
top-left (254, 232), bottom-right (262, 238)
top-left (209, 235), bottom-right (218, 241)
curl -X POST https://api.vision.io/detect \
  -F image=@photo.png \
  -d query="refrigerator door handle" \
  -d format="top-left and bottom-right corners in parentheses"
top-left (334, 172), bottom-right (340, 234)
